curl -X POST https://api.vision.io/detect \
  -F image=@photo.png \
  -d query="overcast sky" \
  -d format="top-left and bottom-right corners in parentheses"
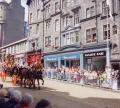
top-left (7, 0), bottom-right (28, 21)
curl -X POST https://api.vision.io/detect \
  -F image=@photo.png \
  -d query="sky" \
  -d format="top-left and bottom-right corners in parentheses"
top-left (7, 0), bottom-right (28, 21)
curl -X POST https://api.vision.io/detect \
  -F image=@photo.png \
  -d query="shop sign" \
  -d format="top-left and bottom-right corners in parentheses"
top-left (46, 58), bottom-right (57, 61)
top-left (44, 55), bottom-right (59, 61)
top-left (61, 53), bottom-right (80, 60)
top-left (84, 51), bottom-right (106, 57)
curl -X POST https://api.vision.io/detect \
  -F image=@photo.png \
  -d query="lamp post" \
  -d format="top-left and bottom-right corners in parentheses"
top-left (106, 4), bottom-right (111, 67)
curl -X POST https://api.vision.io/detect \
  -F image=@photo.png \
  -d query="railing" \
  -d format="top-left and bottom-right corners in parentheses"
top-left (43, 69), bottom-right (118, 90)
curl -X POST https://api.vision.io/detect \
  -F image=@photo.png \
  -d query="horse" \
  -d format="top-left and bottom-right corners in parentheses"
top-left (34, 69), bottom-right (44, 89)
top-left (18, 66), bottom-right (44, 89)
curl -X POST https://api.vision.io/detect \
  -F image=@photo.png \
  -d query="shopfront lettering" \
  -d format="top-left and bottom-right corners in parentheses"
top-left (84, 51), bottom-right (106, 57)
top-left (63, 56), bottom-right (77, 59)
top-left (46, 58), bottom-right (57, 61)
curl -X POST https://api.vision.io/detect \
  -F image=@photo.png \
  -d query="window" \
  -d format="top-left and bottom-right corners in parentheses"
top-left (75, 31), bottom-right (79, 42)
top-left (74, 10), bottom-right (80, 25)
top-left (102, 1), bottom-right (109, 16)
top-left (29, 13), bottom-right (32, 23)
top-left (32, 42), bottom-right (35, 50)
top-left (55, 19), bottom-right (59, 31)
top-left (62, 0), bottom-right (67, 9)
top-left (62, 31), bottom-right (80, 45)
top-left (113, 25), bottom-right (117, 35)
top-left (36, 24), bottom-right (39, 34)
top-left (55, 2), bottom-right (59, 13)
top-left (70, 32), bottom-right (75, 44)
top-left (103, 24), bottom-right (110, 40)
top-left (66, 33), bottom-right (70, 45)
top-left (86, 8), bottom-right (90, 18)
top-left (91, 6), bottom-right (95, 16)
top-left (37, 9), bottom-right (40, 19)
top-left (86, 29), bottom-right (91, 43)
top-left (45, 36), bottom-right (51, 47)
top-left (86, 28), bottom-right (97, 43)
top-left (46, 20), bottom-right (51, 30)
top-left (86, 6), bottom-right (95, 18)
top-left (62, 15), bottom-right (69, 27)
top-left (66, 15), bottom-right (69, 26)
top-left (55, 37), bottom-right (59, 47)
top-left (45, 4), bottom-right (50, 18)
top-left (29, 27), bottom-right (32, 36)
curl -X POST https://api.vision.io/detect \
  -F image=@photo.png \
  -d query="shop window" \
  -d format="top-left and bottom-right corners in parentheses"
top-left (45, 36), bottom-right (51, 47)
top-left (86, 27), bottom-right (96, 43)
top-left (103, 24), bottom-right (110, 40)
top-left (113, 25), bottom-right (117, 35)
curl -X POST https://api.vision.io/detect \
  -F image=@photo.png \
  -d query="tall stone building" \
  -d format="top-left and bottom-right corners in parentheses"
top-left (0, 0), bottom-right (25, 46)
top-left (27, 0), bottom-right (120, 70)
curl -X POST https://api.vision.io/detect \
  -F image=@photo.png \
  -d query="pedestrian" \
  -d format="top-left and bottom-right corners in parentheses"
top-left (35, 99), bottom-right (52, 108)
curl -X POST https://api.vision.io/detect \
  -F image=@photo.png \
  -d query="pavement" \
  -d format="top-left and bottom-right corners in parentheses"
top-left (1, 77), bottom-right (120, 108)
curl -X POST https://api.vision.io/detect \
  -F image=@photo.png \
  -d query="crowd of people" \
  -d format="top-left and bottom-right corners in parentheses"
top-left (44, 66), bottom-right (120, 89)
top-left (0, 88), bottom-right (52, 108)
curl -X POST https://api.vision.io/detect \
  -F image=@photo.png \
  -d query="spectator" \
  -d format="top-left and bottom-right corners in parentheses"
top-left (6, 90), bottom-right (22, 108)
top-left (35, 99), bottom-right (52, 108)
top-left (21, 93), bottom-right (33, 108)
top-left (0, 89), bottom-right (9, 108)
top-left (7, 88), bottom-right (14, 98)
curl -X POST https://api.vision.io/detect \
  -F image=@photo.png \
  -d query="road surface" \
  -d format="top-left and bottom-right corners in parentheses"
top-left (1, 78), bottom-right (120, 108)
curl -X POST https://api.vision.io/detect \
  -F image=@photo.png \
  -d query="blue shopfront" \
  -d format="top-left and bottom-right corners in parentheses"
top-left (44, 52), bottom-right (84, 69)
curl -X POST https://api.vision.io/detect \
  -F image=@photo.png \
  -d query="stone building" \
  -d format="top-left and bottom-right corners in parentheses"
top-left (0, 38), bottom-right (28, 66)
top-left (0, 0), bottom-right (25, 46)
top-left (27, 0), bottom-right (120, 70)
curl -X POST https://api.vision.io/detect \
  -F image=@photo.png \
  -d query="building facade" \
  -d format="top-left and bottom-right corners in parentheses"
top-left (0, 0), bottom-right (25, 46)
top-left (27, 0), bottom-right (120, 71)
top-left (1, 38), bottom-right (28, 66)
